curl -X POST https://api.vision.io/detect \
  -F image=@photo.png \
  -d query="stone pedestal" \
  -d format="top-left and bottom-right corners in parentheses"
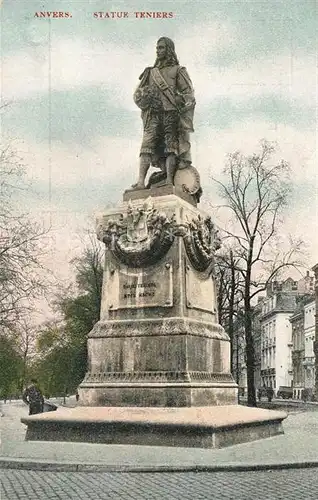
top-left (22, 189), bottom-right (288, 448)
top-left (78, 192), bottom-right (238, 407)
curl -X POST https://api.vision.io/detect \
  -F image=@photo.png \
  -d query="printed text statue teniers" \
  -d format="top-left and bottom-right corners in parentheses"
top-left (132, 37), bottom-right (196, 190)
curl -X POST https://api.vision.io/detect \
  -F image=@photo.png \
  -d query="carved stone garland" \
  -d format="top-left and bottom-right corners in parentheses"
top-left (97, 199), bottom-right (221, 272)
top-left (178, 215), bottom-right (221, 273)
top-left (97, 198), bottom-right (176, 268)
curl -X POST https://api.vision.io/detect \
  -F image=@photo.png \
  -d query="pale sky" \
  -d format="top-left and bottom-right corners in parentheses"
top-left (1, 0), bottom-right (317, 301)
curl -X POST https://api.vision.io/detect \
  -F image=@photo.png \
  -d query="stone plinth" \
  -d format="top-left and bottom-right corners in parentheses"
top-left (78, 194), bottom-right (238, 407)
top-left (123, 184), bottom-right (197, 206)
top-left (21, 406), bottom-right (287, 449)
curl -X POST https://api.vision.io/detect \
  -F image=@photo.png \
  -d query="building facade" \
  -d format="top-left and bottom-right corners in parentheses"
top-left (259, 275), bottom-right (314, 393)
top-left (290, 304), bottom-right (305, 399)
top-left (303, 297), bottom-right (315, 398)
top-left (313, 264), bottom-right (318, 400)
top-left (260, 293), bottom-right (294, 391)
top-left (232, 273), bottom-right (314, 396)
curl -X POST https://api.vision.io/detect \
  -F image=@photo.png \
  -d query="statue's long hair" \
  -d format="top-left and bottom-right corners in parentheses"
top-left (154, 37), bottom-right (179, 67)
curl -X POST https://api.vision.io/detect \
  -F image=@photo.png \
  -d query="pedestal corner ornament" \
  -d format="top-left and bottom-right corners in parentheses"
top-left (179, 214), bottom-right (222, 274)
top-left (96, 197), bottom-right (177, 268)
top-left (96, 196), bottom-right (221, 276)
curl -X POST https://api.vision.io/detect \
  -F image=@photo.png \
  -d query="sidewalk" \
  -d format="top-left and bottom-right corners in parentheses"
top-left (1, 400), bottom-right (318, 472)
top-left (240, 396), bottom-right (318, 406)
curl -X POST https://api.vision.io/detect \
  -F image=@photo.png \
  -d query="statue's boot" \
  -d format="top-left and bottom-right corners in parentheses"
top-left (131, 155), bottom-right (151, 189)
top-left (166, 154), bottom-right (176, 186)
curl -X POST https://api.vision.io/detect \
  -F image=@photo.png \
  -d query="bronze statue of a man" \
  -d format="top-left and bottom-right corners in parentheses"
top-left (132, 37), bottom-right (196, 189)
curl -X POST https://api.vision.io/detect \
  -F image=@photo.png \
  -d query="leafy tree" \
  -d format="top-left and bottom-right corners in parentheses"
top-left (58, 233), bottom-right (103, 345)
top-left (31, 321), bottom-right (64, 397)
top-left (8, 318), bottom-right (38, 391)
top-left (0, 333), bottom-right (23, 398)
top-left (33, 235), bottom-right (103, 396)
top-left (214, 140), bottom-right (304, 406)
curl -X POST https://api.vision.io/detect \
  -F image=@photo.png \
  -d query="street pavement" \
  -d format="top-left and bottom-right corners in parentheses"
top-left (1, 468), bottom-right (318, 499)
top-left (1, 400), bottom-right (318, 499)
top-left (1, 399), bottom-right (318, 470)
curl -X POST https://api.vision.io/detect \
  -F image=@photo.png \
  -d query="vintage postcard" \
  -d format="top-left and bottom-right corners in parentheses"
top-left (1, 1), bottom-right (317, 498)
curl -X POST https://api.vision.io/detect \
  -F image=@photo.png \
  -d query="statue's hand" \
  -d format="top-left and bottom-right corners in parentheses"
top-left (134, 86), bottom-right (163, 112)
top-left (134, 88), bottom-right (150, 110)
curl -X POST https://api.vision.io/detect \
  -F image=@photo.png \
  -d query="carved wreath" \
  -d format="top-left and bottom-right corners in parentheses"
top-left (97, 198), bottom-right (176, 268)
top-left (179, 215), bottom-right (221, 273)
top-left (97, 200), bottom-right (221, 271)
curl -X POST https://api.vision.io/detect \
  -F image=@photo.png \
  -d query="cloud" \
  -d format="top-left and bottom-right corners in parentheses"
top-left (194, 119), bottom-right (317, 266)
top-left (186, 51), bottom-right (316, 110)
top-left (196, 120), bottom-right (316, 182)
top-left (19, 117), bottom-right (317, 242)
top-left (19, 135), bottom-right (141, 209)
top-left (2, 20), bottom-right (315, 113)
top-left (17, 117), bottom-right (316, 204)
top-left (1, 38), bottom-right (152, 110)
top-left (2, 15), bottom-right (317, 298)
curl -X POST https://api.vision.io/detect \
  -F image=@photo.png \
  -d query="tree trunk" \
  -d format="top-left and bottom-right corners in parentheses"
top-left (228, 252), bottom-right (236, 375)
top-left (20, 352), bottom-right (28, 393)
top-left (227, 301), bottom-right (234, 376)
top-left (242, 236), bottom-right (256, 407)
top-left (245, 290), bottom-right (256, 406)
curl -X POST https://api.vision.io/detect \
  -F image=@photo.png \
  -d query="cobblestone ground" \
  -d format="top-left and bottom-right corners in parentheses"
top-left (1, 469), bottom-right (318, 500)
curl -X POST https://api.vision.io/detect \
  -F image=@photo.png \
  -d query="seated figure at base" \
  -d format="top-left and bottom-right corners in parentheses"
top-left (132, 37), bottom-right (196, 189)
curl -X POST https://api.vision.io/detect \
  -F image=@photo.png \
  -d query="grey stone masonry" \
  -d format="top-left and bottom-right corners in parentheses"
top-left (79, 194), bottom-right (237, 407)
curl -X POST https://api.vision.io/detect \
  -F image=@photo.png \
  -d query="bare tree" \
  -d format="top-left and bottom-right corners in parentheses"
top-left (213, 140), bottom-right (304, 406)
top-left (0, 142), bottom-right (50, 328)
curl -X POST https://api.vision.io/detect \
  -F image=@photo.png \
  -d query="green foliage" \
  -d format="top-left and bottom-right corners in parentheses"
top-left (36, 323), bottom-right (62, 352)
top-left (59, 293), bottom-right (100, 344)
top-left (33, 340), bottom-right (87, 398)
top-left (33, 239), bottom-right (103, 397)
top-left (0, 334), bottom-right (23, 397)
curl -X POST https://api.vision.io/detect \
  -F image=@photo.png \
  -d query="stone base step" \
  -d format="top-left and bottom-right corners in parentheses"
top-left (21, 405), bottom-right (287, 449)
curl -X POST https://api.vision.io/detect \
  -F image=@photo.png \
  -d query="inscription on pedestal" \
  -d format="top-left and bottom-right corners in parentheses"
top-left (123, 282), bottom-right (157, 299)
top-left (108, 263), bottom-right (173, 310)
